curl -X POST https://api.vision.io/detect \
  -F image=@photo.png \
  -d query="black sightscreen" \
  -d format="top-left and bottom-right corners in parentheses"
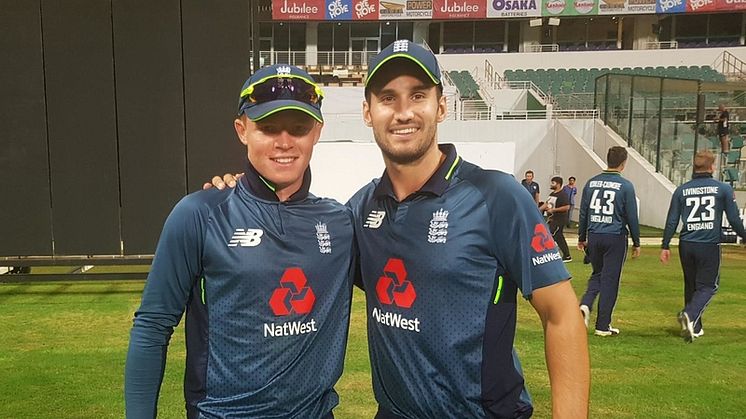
top-left (182, 0), bottom-right (249, 191)
top-left (0, 1), bottom-right (54, 256)
top-left (113, 0), bottom-right (186, 255)
top-left (42, 0), bottom-right (121, 255)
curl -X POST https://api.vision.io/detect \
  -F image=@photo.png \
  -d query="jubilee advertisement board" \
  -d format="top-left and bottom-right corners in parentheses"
top-left (432, 0), bottom-right (487, 18)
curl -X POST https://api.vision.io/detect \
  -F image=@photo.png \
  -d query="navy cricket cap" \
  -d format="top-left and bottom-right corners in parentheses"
top-left (238, 64), bottom-right (324, 123)
top-left (365, 40), bottom-right (441, 88)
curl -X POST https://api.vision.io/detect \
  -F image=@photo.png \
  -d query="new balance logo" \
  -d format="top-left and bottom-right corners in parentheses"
top-left (363, 210), bottom-right (386, 229)
top-left (228, 228), bottom-right (264, 247)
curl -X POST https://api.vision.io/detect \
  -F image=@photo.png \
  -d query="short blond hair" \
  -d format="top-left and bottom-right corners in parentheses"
top-left (693, 150), bottom-right (715, 172)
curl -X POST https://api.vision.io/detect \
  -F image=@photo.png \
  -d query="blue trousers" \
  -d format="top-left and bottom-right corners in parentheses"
top-left (679, 241), bottom-right (720, 333)
top-left (580, 233), bottom-right (628, 331)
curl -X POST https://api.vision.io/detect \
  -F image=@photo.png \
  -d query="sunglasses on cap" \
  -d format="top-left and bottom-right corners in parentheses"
top-left (240, 75), bottom-right (323, 108)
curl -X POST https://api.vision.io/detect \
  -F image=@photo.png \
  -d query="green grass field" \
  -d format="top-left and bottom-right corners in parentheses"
top-left (1, 246), bottom-right (745, 418)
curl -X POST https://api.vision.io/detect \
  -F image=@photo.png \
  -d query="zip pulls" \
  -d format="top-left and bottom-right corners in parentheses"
top-left (493, 275), bottom-right (504, 304)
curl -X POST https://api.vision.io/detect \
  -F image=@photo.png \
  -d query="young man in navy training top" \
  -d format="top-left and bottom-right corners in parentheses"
top-left (540, 176), bottom-right (572, 262)
top-left (211, 41), bottom-right (590, 418)
top-left (577, 146), bottom-right (641, 336)
top-left (125, 64), bottom-right (355, 419)
top-left (353, 40), bottom-right (589, 419)
top-left (521, 170), bottom-right (541, 204)
top-left (660, 150), bottom-right (746, 343)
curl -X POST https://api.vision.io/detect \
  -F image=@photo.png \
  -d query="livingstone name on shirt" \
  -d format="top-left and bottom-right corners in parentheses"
top-left (263, 319), bottom-right (318, 337)
top-left (682, 186), bottom-right (719, 196)
top-left (371, 307), bottom-right (421, 332)
top-left (589, 180), bottom-right (621, 190)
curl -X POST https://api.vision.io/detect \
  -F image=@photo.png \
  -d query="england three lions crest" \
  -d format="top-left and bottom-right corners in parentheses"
top-left (428, 209), bottom-right (449, 244)
top-left (315, 222), bottom-right (332, 254)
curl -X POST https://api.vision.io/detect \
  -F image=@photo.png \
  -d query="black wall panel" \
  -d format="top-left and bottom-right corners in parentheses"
top-left (42, 0), bottom-right (121, 255)
top-left (113, 0), bottom-right (186, 254)
top-left (182, 0), bottom-right (249, 190)
top-left (0, 1), bottom-right (53, 256)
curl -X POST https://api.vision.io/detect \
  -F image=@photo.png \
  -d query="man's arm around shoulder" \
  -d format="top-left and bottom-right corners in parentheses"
top-left (531, 280), bottom-right (590, 419)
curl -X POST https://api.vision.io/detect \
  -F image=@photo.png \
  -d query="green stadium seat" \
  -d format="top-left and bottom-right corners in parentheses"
top-left (726, 150), bottom-right (741, 165)
top-left (723, 167), bottom-right (739, 184)
top-left (731, 135), bottom-right (744, 149)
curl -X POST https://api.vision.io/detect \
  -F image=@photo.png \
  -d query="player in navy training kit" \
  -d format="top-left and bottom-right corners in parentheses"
top-left (660, 150), bottom-right (746, 342)
top-left (125, 65), bottom-right (355, 418)
top-left (354, 40), bottom-right (589, 419)
top-left (577, 146), bottom-right (641, 336)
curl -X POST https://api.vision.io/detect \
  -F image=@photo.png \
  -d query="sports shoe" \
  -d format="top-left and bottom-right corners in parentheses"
top-left (678, 311), bottom-right (695, 343)
top-left (594, 327), bottom-right (620, 337)
top-left (563, 256), bottom-right (572, 263)
top-left (579, 305), bottom-right (590, 329)
top-left (693, 329), bottom-right (704, 338)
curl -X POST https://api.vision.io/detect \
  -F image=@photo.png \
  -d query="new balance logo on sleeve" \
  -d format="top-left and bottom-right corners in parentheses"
top-left (364, 211), bottom-right (386, 228)
top-left (228, 228), bottom-right (264, 247)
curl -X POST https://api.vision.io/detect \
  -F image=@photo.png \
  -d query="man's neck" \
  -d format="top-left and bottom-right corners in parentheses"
top-left (385, 143), bottom-right (444, 202)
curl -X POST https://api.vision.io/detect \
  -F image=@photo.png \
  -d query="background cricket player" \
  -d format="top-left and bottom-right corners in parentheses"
top-left (660, 150), bottom-right (746, 342)
top-left (577, 146), bottom-right (641, 336)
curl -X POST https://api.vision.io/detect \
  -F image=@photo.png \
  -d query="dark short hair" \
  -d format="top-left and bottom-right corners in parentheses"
top-left (525, 170), bottom-right (534, 176)
top-left (551, 176), bottom-right (563, 186)
top-left (569, 176), bottom-right (576, 181)
top-left (607, 146), bottom-right (628, 168)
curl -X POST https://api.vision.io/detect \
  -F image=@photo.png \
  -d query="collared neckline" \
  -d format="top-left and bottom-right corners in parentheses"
top-left (373, 143), bottom-right (461, 201)
top-left (239, 160), bottom-right (311, 202)
top-left (693, 172), bottom-right (714, 179)
top-left (602, 170), bottom-right (622, 175)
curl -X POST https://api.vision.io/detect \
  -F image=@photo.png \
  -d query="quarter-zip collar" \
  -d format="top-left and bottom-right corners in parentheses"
top-left (239, 160), bottom-right (311, 202)
top-left (373, 143), bottom-right (461, 201)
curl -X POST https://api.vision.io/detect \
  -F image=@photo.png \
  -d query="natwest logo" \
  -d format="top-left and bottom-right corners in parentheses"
top-left (269, 267), bottom-right (316, 316)
top-left (280, 0), bottom-right (319, 13)
top-left (530, 224), bottom-right (555, 253)
top-left (375, 258), bottom-right (416, 308)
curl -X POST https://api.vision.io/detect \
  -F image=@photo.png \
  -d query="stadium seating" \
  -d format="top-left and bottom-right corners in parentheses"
top-left (503, 65), bottom-right (727, 99)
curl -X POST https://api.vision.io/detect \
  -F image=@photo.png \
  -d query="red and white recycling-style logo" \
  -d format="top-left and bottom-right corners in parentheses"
top-left (269, 267), bottom-right (316, 316)
top-left (531, 224), bottom-right (556, 253)
top-left (375, 258), bottom-right (416, 308)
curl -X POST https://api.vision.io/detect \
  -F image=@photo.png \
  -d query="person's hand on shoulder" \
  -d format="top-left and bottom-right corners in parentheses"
top-left (203, 173), bottom-right (243, 190)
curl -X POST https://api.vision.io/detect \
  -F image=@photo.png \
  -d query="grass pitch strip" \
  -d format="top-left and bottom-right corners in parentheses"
top-left (0, 246), bottom-right (744, 418)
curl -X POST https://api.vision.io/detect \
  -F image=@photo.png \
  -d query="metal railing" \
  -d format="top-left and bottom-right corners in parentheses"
top-left (643, 41), bottom-right (679, 49)
top-left (525, 43), bottom-right (560, 53)
top-left (501, 80), bottom-right (556, 107)
top-left (717, 50), bottom-right (746, 81)
top-left (253, 50), bottom-right (378, 67)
